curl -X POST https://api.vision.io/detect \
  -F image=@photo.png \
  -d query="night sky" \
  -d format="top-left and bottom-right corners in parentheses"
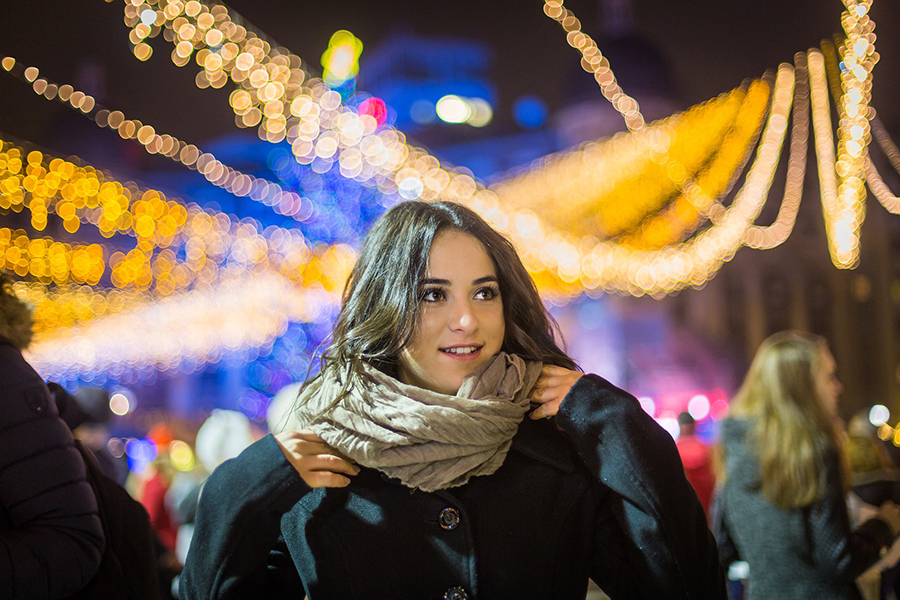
top-left (1, 0), bottom-right (898, 161)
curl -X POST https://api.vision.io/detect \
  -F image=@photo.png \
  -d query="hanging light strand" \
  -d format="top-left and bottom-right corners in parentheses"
top-left (542, 0), bottom-right (645, 131)
top-left (0, 55), bottom-right (317, 223)
top-left (808, 1), bottom-right (878, 269)
top-left (743, 52), bottom-right (810, 249)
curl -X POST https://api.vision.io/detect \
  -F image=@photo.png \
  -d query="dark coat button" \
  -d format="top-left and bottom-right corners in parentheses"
top-left (439, 507), bottom-right (460, 530)
top-left (443, 586), bottom-right (468, 600)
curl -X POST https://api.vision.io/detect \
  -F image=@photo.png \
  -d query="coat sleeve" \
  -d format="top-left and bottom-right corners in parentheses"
top-left (0, 379), bottom-right (105, 599)
top-left (555, 374), bottom-right (727, 599)
top-left (710, 489), bottom-right (740, 569)
top-left (808, 448), bottom-right (894, 583)
top-left (180, 434), bottom-right (310, 600)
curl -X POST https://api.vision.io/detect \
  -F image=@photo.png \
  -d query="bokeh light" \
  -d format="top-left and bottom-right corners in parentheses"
top-left (435, 95), bottom-right (471, 124)
top-left (638, 396), bottom-right (656, 417)
top-left (688, 394), bottom-right (710, 421)
top-left (513, 95), bottom-right (548, 129)
top-left (870, 404), bottom-right (891, 427)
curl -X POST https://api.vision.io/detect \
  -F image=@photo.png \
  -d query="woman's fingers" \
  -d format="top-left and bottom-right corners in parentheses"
top-left (530, 399), bottom-right (563, 420)
top-left (529, 365), bottom-right (584, 419)
top-left (303, 453), bottom-right (361, 477)
top-left (303, 470), bottom-right (353, 488)
top-left (275, 430), bottom-right (361, 488)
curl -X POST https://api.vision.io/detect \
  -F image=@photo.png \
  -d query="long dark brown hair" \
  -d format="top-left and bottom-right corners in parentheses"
top-left (314, 201), bottom-right (575, 391)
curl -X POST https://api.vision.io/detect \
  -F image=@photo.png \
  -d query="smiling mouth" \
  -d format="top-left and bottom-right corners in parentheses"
top-left (440, 345), bottom-right (482, 355)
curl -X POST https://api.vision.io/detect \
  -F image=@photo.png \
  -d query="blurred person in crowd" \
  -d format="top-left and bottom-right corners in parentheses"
top-left (676, 411), bottom-right (716, 518)
top-left (139, 447), bottom-right (184, 600)
top-left (714, 331), bottom-right (900, 599)
top-left (49, 382), bottom-right (161, 600)
top-left (847, 412), bottom-right (900, 511)
top-left (266, 382), bottom-right (303, 434)
top-left (0, 272), bottom-right (105, 598)
top-left (170, 409), bottom-right (256, 565)
top-left (847, 412), bottom-right (900, 600)
top-left (141, 453), bottom-right (179, 554)
top-left (182, 201), bottom-right (726, 599)
top-left (50, 384), bottom-right (129, 485)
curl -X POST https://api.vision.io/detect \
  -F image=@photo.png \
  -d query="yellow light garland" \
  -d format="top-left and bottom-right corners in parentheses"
top-left (743, 52), bottom-right (810, 249)
top-left (6, 0), bottom-right (886, 307)
top-left (0, 138), bottom-right (357, 344)
top-left (809, 0), bottom-right (878, 269)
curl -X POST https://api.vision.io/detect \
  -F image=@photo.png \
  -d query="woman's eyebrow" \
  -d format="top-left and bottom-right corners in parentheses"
top-left (420, 276), bottom-right (498, 286)
top-left (473, 276), bottom-right (499, 285)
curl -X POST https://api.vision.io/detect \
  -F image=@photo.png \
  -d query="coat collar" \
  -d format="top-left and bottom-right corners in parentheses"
top-left (511, 415), bottom-right (576, 473)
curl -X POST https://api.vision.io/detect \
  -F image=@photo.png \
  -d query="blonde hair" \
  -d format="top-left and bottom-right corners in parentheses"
top-left (0, 273), bottom-right (34, 350)
top-left (728, 331), bottom-right (841, 508)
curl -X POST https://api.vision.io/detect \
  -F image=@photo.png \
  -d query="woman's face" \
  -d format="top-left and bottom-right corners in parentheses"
top-left (398, 230), bottom-right (505, 395)
top-left (814, 346), bottom-right (842, 416)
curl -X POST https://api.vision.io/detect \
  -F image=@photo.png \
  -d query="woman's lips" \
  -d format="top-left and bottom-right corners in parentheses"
top-left (439, 345), bottom-right (483, 361)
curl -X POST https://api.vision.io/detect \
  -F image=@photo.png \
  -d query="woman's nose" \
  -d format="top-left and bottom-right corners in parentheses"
top-left (449, 300), bottom-right (477, 333)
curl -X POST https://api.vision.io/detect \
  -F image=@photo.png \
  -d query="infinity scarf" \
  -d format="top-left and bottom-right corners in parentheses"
top-left (294, 352), bottom-right (542, 492)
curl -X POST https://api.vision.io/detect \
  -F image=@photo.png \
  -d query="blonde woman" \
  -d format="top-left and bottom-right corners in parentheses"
top-left (714, 331), bottom-right (900, 599)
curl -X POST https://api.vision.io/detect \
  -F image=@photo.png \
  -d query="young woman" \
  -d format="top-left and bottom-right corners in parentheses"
top-left (714, 331), bottom-right (900, 599)
top-left (181, 201), bottom-right (725, 599)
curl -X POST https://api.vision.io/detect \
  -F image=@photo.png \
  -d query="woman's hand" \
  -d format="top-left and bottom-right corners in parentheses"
top-left (274, 430), bottom-right (360, 488)
top-left (878, 500), bottom-right (900, 536)
top-left (529, 365), bottom-right (584, 420)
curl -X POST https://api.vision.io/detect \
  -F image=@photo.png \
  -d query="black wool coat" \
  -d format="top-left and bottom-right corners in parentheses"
top-left (182, 374), bottom-right (726, 599)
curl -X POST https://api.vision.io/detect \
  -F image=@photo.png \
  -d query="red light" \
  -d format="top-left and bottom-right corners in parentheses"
top-left (358, 97), bottom-right (387, 126)
top-left (709, 399), bottom-right (730, 421)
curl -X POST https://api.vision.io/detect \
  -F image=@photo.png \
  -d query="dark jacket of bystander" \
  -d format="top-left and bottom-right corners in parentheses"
top-left (0, 336), bottom-right (105, 599)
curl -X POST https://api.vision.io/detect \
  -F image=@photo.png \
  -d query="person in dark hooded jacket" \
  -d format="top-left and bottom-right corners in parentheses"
top-left (0, 273), bottom-right (105, 598)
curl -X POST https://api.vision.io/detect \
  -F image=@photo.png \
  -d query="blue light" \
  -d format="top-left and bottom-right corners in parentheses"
top-left (410, 100), bottom-right (436, 125)
top-left (513, 95), bottom-right (548, 129)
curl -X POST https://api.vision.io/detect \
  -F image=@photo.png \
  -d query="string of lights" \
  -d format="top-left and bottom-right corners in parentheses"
top-left (508, 63), bottom-right (795, 299)
top-left (489, 83), bottom-right (765, 242)
top-left (866, 157), bottom-right (900, 212)
top-left (872, 117), bottom-right (900, 173)
top-left (542, 0), bottom-right (645, 132)
top-left (808, 1), bottom-right (878, 269)
top-left (620, 80), bottom-right (771, 248)
top-left (0, 55), bottom-right (320, 223)
top-left (0, 138), bottom-right (358, 344)
top-left (864, 117), bottom-right (900, 213)
top-left (742, 52), bottom-right (810, 250)
top-left (4, 0), bottom-right (887, 311)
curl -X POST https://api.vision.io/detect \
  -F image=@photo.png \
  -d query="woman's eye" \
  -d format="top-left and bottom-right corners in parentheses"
top-left (421, 288), bottom-right (445, 302)
top-left (475, 286), bottom-right (500, 300)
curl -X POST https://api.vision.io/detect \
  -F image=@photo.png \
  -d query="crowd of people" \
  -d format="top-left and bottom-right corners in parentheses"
top-left (3, 201), bottom-right (900, 599)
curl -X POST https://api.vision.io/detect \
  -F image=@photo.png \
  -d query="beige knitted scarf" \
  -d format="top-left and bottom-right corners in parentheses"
top-left (294, 352), bottom-right (543, 492)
